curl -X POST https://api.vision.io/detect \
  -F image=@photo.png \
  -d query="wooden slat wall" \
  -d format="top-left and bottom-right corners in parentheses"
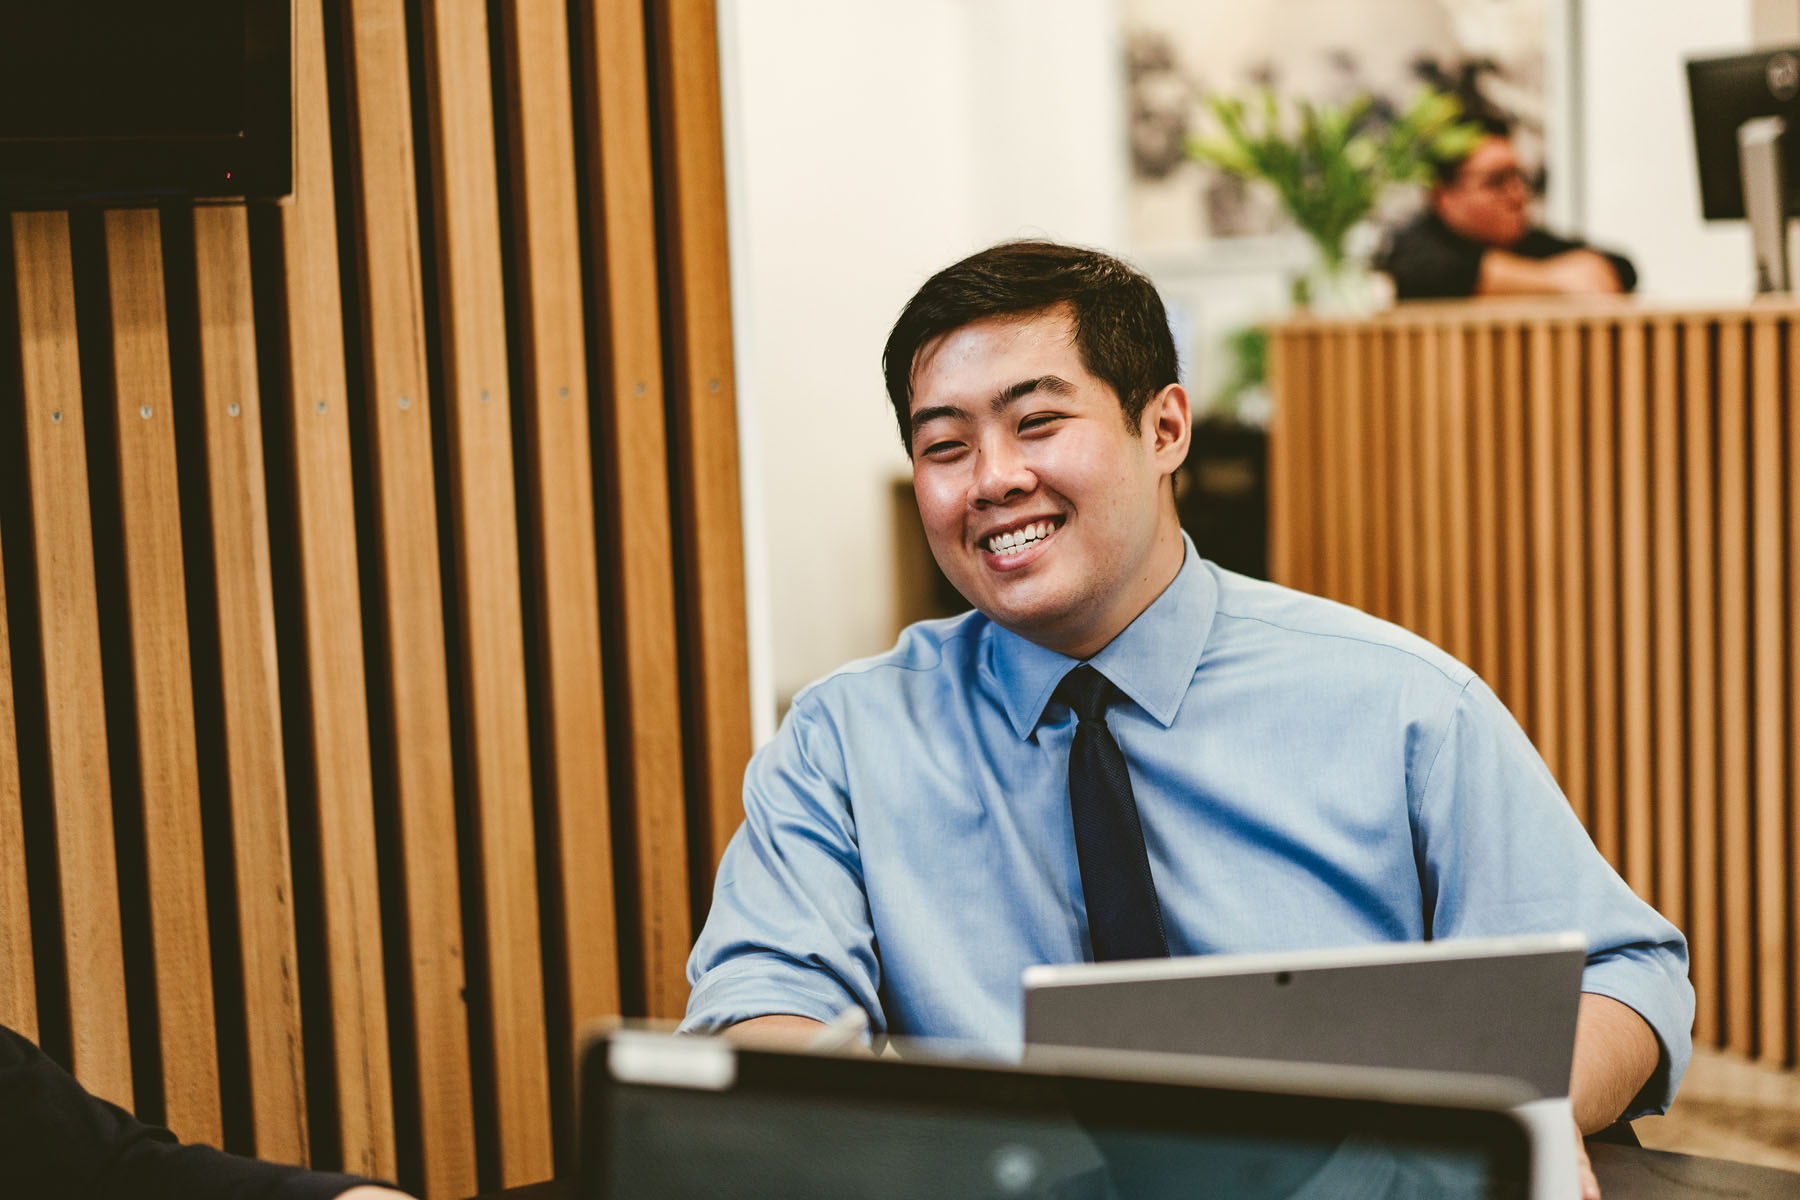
top-left (100, 208), bottom-right (224, 1145)
top-left (10, 212), bottom-right (134, 1109)
top-left (1270, 302), bottom-right (1800, 1070)
top-left (0, 2), bottom-right (750, 1194)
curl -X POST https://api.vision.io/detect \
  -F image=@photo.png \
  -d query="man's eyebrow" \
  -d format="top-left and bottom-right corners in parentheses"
top-left (909, 376), bottom-right (1076, 437)
top-left (992, 375), bottom-right (1074, 412)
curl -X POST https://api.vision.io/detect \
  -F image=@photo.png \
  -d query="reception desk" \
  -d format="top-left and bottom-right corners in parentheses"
top-left (1268, 299), bottom-right (1798, 1071)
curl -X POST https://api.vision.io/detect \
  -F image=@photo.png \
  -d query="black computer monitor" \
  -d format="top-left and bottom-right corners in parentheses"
top-left (580, 1030), bottom-right (1534, 1199)
top-left (1687, 47), bottom-right (1800, 220)
top-left (0, 0), bottom-right (292, 207)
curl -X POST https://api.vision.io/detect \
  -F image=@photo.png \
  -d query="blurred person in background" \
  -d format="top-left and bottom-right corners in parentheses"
top-left (1379, 117), bottom-right (1635, 299)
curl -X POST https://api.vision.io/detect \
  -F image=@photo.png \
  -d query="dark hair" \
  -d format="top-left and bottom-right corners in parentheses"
top-left (1431, 112), bottom-right (1515, 185)
top-left (881, 240), bottom-right (1179, 450)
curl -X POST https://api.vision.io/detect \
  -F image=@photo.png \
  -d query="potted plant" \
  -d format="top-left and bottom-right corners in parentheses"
top-left (1189, 89), bottom-right (1482, 311)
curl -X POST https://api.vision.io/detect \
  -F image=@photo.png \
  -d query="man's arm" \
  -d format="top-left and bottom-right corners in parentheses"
top-left (722, 1015), bottom-right (830, 1046)
top-left (1569, 993), bottom-right (1661, 1134)
top-left (1476, 247), bottom-right (1623, 296)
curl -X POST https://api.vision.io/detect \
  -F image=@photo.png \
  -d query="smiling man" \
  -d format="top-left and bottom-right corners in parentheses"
top-left (682, 243), bottom-right (1690, 1180)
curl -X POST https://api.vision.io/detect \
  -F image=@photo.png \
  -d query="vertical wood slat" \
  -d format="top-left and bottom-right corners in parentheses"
top-left (10, 211), bottom-right (133, 1107)
top-left (1554, 323), bottom-right (1591, 830)
top-left (419, 0), bottom-right (554, 1182)
top-left (1585, 321), bottom-right (1621, 867)
top-left (1617, 319), bottom-right (1653, 896)
top-left (1497, 323), bottom-right (1529, 728)
top-left (1266, 330), bottom-right (1295, 588)
top-left (1525, 322), bottom-right (1560, 780)
top-left (0, 518), bottom-right (33, 1039)
top-left (278, 0), bottom-right (396, 1175)
top-left (1417, 324), bottom-right (1445, 650)
top-left (1315, 329), bottom-right (1346, 604)
top-left (1364, 329), bottom-right (1393, 622)
top-left (191, 206), bottom-right (310, 1163)
top-left (1748, 316), bottom-right (1789, 1064)
top-left (1682, 320), bottom-right (1720, 1048)
top-left (649, 0), bottom-right (755, 880)
top-left (1390, 324), bottom-right (1421, 635)
top-left (1294, 329), bottom-right (1325, 598)
top-left (1339, 329), bottom-right (1368, 611)
top-left (1649, 320), bottom-right (1686, 935)
top-left (1715, 320), bottom-right (1753, 1056)
top-left (498, 0), bottom-right (623, 1086)
top-left (1788, 320), bottom-right (1800, 1066)
top-left (1469, 323), bottom-right (1499, 686)
top-left (338, 0), bottom-right (478, 1193)
top-left (100, 208), bottom-right (223, 1145)
top-left (578, 0), bottom-right (693, 1022)
top-left (1442, 323), bottom-right (1473, 665)
top-left (1269, 329), bottom-right (1315, 592)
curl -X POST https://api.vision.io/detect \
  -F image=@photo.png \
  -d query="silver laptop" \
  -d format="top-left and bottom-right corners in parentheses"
top-left (1022, 932), bottom-right (1587, 1101)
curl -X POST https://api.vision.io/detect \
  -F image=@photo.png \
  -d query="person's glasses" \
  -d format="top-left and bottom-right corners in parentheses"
top-left (1463, 165), bottom-right (1529, 193)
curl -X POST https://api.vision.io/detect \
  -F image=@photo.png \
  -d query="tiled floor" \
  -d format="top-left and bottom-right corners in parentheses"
top-left (1634, 1047), bottom-right (1800, 1172)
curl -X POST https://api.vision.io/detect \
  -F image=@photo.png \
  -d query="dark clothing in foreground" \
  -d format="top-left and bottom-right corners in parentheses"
top-left (1378, 210), bottom-right (1638, 300)
top-left (1, 1023), bottom-right (376, 1200)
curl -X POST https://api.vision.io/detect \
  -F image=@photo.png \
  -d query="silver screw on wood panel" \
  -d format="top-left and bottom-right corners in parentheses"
top-left (51, 410), bottom-right (63, 423)
top-left (559, 386), bottom-right (569, 399)
top-left (228, 402), bottom-right (241, 417)
top-left (708, 378), bottom-right (721, 393)
top-left (140, 405), bottom-right (153, 419)
top-left (398, 395), bottom-right (411, 410)
top-left (481, 389), bottom-right (491, 404)
top-left (635, 381), bottom-right (646, 395)
top-left (316, 401), bottom-right (327, 413)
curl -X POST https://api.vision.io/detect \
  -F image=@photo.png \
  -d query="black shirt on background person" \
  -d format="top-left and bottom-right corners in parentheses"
top-left (1377, 129), bottom-right (1636, 301)
top-left (1, 1023), bottom-right (408, 1200)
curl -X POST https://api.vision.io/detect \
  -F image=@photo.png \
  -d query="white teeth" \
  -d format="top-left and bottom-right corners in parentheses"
top-left (986, 520), bottom-right (1056, 555)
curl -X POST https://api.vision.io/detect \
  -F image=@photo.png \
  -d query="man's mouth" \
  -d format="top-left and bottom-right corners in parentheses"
top-left (982, 517), bottom-right (1062, 556)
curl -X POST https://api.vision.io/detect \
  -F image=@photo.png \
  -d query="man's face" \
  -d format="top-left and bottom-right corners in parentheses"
top-left (907, 305), bottom-right (1190, 660)
top-left (1433, 135), bottom-right (1531, 248)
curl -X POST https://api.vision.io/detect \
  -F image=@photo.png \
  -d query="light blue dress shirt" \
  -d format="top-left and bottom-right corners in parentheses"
top-left (684, 537), bottom-right (1694, 1115)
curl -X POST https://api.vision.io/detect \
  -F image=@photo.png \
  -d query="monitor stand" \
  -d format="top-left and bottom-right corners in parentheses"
top-left (1739, 115), bottom-right (1790, 293)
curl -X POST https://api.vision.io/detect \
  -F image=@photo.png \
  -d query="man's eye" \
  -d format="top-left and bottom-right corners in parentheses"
top-left (1020, 414), bottom-right (1061, 432)
top-left (921, 440), bottom-right (965, 458)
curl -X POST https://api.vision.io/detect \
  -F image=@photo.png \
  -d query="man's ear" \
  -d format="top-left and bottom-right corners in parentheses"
top-left (1144, 382), bottom-right (1191, 472)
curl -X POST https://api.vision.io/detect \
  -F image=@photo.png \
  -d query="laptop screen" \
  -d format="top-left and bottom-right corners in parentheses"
top-left (580, 1033), bottom-right (1531, 1199)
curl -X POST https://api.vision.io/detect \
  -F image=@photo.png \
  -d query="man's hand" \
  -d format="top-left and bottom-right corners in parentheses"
top-left (1544, 249), bottom-right (1625, 295)
top-left (1477, 247), bottom-right (1623, 296)
top-left (1573, 1122), bottom-right (1600, 1200)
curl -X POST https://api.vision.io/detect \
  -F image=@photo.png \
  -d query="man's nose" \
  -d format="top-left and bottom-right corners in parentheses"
top-left (972, 437), bottom-right (1034, 507)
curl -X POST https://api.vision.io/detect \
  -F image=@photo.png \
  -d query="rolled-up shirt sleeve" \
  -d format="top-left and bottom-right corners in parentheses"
top-left (681, 694), bottom-right (886, 1034)
top-left (1411, 677), bottom-right (1694, 1117)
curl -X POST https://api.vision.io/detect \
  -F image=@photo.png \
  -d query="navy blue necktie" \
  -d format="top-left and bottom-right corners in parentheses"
top-left (1058, 665), bottom-right (1170, 962)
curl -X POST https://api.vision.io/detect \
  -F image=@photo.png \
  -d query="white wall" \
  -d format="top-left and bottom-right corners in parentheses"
top-left (720, 0), bottom-right (1127, 715)
top-left (1579, 0), bottom-right (1754, 299)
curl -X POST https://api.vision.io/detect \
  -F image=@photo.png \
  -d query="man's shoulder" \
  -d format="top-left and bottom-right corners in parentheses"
top-left (1205, 565), bottom-right (1473, 690)
top-left (790, 609), bottom-right (990, 714)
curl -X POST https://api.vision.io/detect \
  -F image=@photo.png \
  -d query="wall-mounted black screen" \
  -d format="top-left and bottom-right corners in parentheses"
top-left (1687, 46), bottom-right (1800, 220)
top-left (0, 0), bottom-right (291, 206)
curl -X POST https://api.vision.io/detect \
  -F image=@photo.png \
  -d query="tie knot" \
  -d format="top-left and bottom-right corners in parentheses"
top-left (1057, 664), bottom-right (1116, 723)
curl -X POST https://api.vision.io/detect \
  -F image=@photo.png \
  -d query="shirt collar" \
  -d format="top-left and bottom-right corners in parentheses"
top-left (985, 534), bottom-right (1217, 739)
